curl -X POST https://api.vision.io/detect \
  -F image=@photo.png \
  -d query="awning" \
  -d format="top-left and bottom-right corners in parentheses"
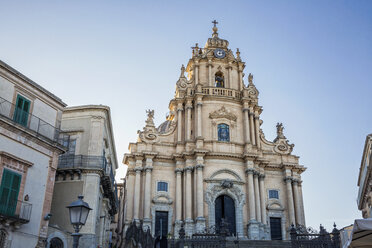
top-left (346, 218), bottom-right (372, 248)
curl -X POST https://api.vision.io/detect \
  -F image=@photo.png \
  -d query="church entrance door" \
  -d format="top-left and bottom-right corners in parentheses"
top-left (215, 195), bottom-right (236, 235)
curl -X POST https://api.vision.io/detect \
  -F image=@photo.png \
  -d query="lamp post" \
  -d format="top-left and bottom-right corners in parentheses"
top-left (66, 195), bottom-right (92, 248)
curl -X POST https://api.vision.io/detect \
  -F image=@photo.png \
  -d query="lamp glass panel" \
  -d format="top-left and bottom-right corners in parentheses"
top-left (80, 207), bottom-right (90, 225)
top-left (69, 206), bottom-right (82, 224)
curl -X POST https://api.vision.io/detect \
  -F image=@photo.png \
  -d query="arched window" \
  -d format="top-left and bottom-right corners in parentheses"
top-left (218, 124), bottom-right (230, 142)
top-left (50, 237), bottom-right (64, 248)
top-left (215, 72), bottom-right (224, 88)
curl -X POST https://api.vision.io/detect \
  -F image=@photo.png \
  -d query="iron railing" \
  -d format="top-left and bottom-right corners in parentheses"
top-left (58, 154), bottom-right (118, 213)
top-left (0, 96), bottom-right (69, 147)
top-left (0, 199), bottom-right (32, 222)
top-left (290, 224), bottom-right (341, 248)
top-left (58, 154), bottom-right (107, 170)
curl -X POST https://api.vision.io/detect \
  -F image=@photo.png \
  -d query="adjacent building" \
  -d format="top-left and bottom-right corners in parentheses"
top-left (357, 134), bottom-right (372, 218)
top-left (47, 105), bottom-right (118, 248)
top-left (123, 24), bottom-right (306, 240)
top-left (112, 179), bottom-right (126, 248)
top-left (0, 60), bottom-right (69, 247)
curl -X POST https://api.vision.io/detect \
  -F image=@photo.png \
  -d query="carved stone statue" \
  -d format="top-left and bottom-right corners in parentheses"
top-left (248, 73), bottom-right (253, 84)
top-left (276, 122), bottom-right (285, 139)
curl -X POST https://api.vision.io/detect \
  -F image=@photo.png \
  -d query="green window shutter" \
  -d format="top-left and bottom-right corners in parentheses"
top-left (0, 169), bottom-right (21, 216)
top-left (13, 95), bottom-right (30, 126)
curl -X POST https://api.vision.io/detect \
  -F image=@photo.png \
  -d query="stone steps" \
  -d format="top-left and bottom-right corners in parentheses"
top-left (226, 240), bottom-right (291, 248)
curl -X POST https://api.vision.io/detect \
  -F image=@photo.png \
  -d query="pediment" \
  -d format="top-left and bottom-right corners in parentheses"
top-left (267, 200), bottom-right (284, 211)
top-left (209, 169), bottom-right (242, 181)
top-left (209, 106), bottom-right (237, 121)
top-left (152, 193), bottom-right (173, 205)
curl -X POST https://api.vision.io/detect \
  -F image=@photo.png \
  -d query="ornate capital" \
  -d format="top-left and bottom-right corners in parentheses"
top-left (185, 166), bottom-right (194, 172)
top-left (175, 168), bottom-right (183, 174)
top-left (259, 174), bottom-right (265, 179)
top-left (245, 168), bottom-right (255, 175)
top-left (144, 166), bottom-right (153, 172)
top-left (284, 176), bottom-right (293, 183)
top-left (134, 166), bottom-right (143, 172)
top-left (195, 164), bottom-right (205, 170)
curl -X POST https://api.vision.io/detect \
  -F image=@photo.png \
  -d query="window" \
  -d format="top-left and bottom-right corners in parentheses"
top-left (215, 72), bottom-right (224, 88)
top-left (0, 169), bottom-right (21, 216)
top-left (269, 190), bottom-right (279, 199)
top-left (157, 182), bottom-right (168, 192)
top-left (13, 95), bottom-right (30, 126)
top-left (67, 139), bottom-right (76, 155)
top-left (218, 124), bottom-right (230, 142)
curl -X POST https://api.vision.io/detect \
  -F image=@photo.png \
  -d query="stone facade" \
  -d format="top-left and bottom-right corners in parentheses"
top-left (123, 24), bottom-right (306, 240)
top-left (0, 60), bottom-right (68, 247)
top-left (47, 105), bottom-right (118, 248)
top-left (357, 134), bottom-right (372, 218)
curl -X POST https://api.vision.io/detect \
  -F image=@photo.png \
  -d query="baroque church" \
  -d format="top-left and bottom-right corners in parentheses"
top-left (123, 22), bottom-right (306, 240)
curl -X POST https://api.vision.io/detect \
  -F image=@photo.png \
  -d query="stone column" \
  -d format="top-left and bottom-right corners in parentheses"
top-left (143, 156), bottom-right (154, 229)
top-left (254, 112), bottom-right (261, 149)
top-left (133, 164), bottom-right (143, 221)
top-left (249, 108), bottom-right (256, 145)
top-left (125, 159), bottom-right (136, 224)
top-left (196, 161), bottom-right (205, 232)
top-left (254, 173), bottom-right (262, 222)
top-left (246, 168), bottom-right (256, 220)
top-left (177, 104), bottom-right (183, 142)
top-left (298, 181), bottom-right (306, 227)
top-left (185, 166), bottom-right (193, 219)
top-left (228, 64), bottom-right (232, 88)
top-left (174, 167), bottom-right (183, 236)
top-left (175, 168), bottom-right (183, 220)
top-left (195, 63), bottom-right (199, 85)
top-left (185, 166), bottom-right (194, 235)
top-left (285, 177), bottom-right (296, 226)
top-left (246, 165), bottom-right (259, 240)
top-left (186, 101), bottom-right (192, 141)
top-left (197, 102), bottom-right (202, 138)
top-left (243, 108), bottom-right (251, 144)
top-left (208, 61), bottom-right (213, 86)
top-left (238, 68), bottom-right (243, 91)
top-left (259, 174), bottom-right (266, 225)
top-left (292, 179), bottom-right (302, 226)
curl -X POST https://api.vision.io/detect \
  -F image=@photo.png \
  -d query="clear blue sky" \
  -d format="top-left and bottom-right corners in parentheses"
top-left (1, 0), bottom-right (371, 231)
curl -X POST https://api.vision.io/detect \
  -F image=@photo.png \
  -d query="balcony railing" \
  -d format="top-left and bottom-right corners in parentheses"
top-left (0, 96), bottom-right (69, 147)
top-left (58, 154), bottom-right (107, 170)
top-left (0, 199), bottom-right (32, 223)
top-left (58, 154), bottom-right (118, 214)
top-left (202, 87), bottom-right (242, 100)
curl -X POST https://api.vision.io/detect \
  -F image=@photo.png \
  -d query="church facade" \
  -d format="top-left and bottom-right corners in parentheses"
top-left (123, 23), bottom-right (306, 240)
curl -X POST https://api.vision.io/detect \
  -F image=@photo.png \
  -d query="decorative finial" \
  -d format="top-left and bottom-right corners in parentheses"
top-left (236, 48), bottom-right (241, 60)
top-left (212, 20), bottom-right (218, 27)
top-left (248, 73), bottom-right (253, 84)
top-left (212, 20), bottom-right (218, 37)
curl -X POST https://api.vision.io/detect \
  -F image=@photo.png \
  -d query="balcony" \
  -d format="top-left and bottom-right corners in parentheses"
top-left (0, 96), bottom-right (69, 148)
top-left (202, 87), bottom-right (242, 100)
top-left (0, 199), bottom-right (32, 227)
top-left (57, 154), bottom-right (118, 215)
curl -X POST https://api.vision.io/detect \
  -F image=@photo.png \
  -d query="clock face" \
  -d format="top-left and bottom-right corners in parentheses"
top-left (214, 49), bottom-right (226, 59)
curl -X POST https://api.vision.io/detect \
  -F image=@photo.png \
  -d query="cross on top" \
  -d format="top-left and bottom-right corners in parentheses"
top-left (212, 20), bottom-right (218, 27)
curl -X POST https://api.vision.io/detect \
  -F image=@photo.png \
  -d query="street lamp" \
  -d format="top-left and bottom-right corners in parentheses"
top-left (66, 195), bottom-right (92, 248)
